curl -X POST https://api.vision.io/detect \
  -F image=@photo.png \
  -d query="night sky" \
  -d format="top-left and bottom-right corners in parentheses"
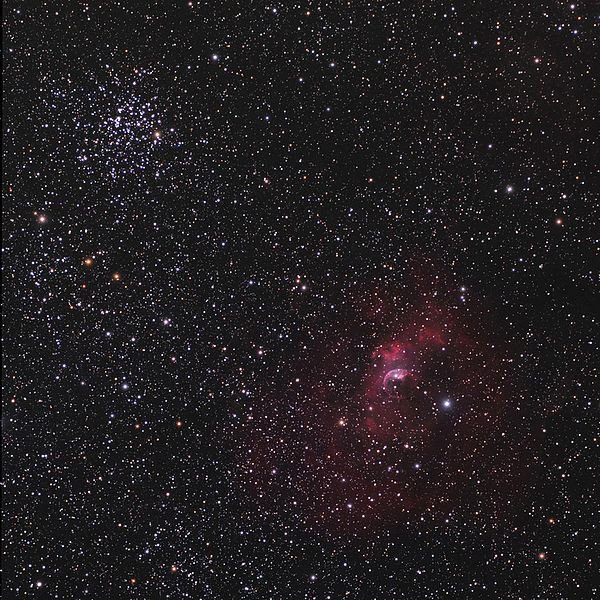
top-left (2, 1), bottom-right (598, 599)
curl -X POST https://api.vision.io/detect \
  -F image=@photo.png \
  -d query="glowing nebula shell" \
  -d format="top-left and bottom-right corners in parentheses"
top-left (382, 368), bottom-right (410, 388)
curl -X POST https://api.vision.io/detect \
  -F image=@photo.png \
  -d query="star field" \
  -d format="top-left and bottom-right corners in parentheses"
top-left (2, 1), bottom-right (598, 598)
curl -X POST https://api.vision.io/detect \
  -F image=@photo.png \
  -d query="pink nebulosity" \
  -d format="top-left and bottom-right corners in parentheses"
top-left (238, 274), bottom-right (536, 534)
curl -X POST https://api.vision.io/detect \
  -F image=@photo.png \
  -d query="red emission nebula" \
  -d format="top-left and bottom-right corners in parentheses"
top-left (239, 277), bottom-right (536, 533)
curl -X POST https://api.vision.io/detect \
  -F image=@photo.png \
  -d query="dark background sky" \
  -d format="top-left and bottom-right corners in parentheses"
top-left (2, 1), bottom-right (597, 598)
